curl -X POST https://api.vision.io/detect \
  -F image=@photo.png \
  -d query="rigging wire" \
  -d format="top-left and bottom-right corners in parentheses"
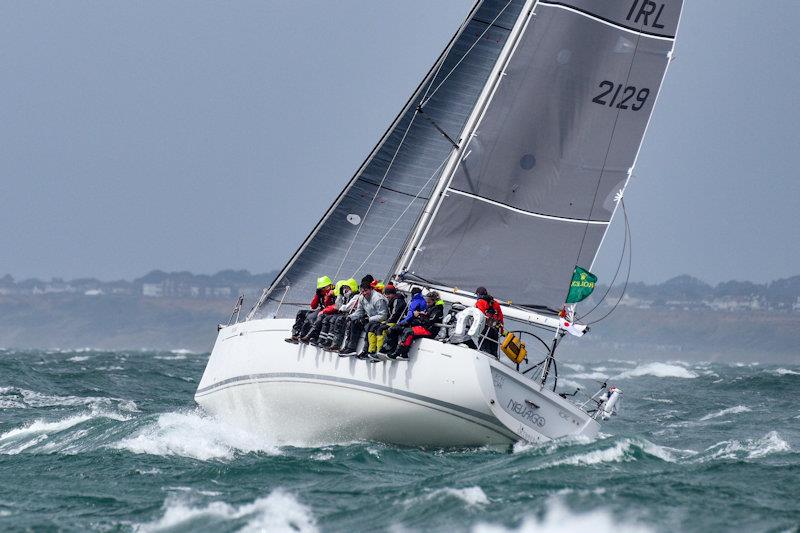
top-left (351, 154), bottom-right (451, 276)
top-left (578, 197), bottom-right (629, 321)
top-left (419, 0), bottom-right (514, 109)
top-left (334, 2), bottom-right (514, 280)
top-left (583, 199), bottom-right (632, 326)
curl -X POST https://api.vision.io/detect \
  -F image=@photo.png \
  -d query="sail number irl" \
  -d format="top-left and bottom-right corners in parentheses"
top-left (592, 81), bottom-right (650, 111)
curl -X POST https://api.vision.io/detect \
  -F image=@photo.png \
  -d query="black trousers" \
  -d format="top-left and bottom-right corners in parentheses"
top-left (478, 325), bottom-right (500, 356)
top-left (381, 323), bottom-right (405, 353)
top-left (344, 317), bottom-right (368, 351)
top-left (292, 309), bottom-right (312, 336)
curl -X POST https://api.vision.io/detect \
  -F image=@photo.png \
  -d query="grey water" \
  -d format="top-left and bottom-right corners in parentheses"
top-left (0, 349), bottom-right (797, 532)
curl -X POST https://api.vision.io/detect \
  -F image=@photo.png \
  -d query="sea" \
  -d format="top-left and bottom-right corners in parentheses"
top-left (0, 348), bottom-right (797, 532)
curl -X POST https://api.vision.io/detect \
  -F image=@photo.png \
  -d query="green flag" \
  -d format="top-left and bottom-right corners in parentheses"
top-left (566, 266), bottom-right (597, 304)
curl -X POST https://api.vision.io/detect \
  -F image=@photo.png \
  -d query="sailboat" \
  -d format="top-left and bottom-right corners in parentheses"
top-left (195, 0), bottom-right (683, 447)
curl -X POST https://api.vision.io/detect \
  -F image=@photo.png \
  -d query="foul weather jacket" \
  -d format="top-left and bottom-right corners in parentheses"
top-left (386, 294), bottom-right (407, 324)
top-left (349, 291), bottom-right (388, 323)
top-left (399, 293), bottom-right (427, 325)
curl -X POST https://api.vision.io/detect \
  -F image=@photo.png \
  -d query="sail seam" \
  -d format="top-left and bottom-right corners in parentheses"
top-left (446, 188), bottom-right (610, 225)
top-left (537, 1), bottom-right (676, 40)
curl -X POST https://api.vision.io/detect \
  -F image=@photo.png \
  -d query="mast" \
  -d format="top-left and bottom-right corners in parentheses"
top-left (393, 0), bottom-right (539, 279)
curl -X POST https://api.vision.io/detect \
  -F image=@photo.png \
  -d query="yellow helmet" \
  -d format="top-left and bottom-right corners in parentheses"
top-left (316, 275), bottom-right (333, 289)
top-left (345, 278), bottom-right (358, 293)
top-left (333, 279), bottom-right (347, 296)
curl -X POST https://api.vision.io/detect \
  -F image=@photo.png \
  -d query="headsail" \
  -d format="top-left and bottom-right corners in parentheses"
top-left (253, 0), bottom-right (528, 318)
top-left (401, 0), bottom-right (683, 312)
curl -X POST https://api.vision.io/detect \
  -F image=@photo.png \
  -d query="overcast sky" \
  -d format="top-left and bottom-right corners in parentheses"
top-left (2, 1), bottom-right (798, 284)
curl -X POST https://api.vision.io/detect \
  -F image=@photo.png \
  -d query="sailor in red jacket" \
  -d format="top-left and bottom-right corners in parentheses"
top-left (285, 275), bottom-right (334, 343)
top-left (475, 286), bottom-right (503, 355)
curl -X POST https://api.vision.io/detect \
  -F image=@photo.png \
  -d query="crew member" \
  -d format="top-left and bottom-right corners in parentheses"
top-left (340, 277), bottom-right (388, 359)
top-left (379, 286), bottom-right (425, 356)
top-left (475, 286), bottom-right (504, 355)
top-left (285, 276), bottom-right (334, 343)
top-left (388, 291), bottom-right (444, 360)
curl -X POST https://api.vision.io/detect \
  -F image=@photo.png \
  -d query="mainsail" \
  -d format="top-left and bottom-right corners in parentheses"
top-left (400, 0), bottom-right (683, 312)
top-left (254, 0), bottom-right (528, 318)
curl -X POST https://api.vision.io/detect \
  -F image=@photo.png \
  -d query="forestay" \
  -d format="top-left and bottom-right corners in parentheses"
top-left (402, 0), bottom-right (683, 312)
top-left (254, 0), bottom-right (527, 319)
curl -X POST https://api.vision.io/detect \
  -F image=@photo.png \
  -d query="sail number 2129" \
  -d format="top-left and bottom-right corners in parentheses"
top-left (592, 81), bottom-right (650, 111)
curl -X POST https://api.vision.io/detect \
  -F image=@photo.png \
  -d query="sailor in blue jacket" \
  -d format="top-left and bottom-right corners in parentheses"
top-left (379, 287), bottom-right (426, 355)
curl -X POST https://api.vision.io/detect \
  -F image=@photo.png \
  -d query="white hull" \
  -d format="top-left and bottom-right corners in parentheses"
top-left (195, 319), bottom-right (599, 447)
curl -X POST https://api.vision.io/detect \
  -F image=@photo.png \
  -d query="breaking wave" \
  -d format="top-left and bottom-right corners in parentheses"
top-left (473, 498), bottom-right (651, 533)
top-left (427, 487), bottom-right (489, 507)
top-left (702, 431), bottom-right (791, 461)
top-left (615, 362), bottom-right (698, 379)
top-left (136, 489), bottom-right (316, 532)
top-left (112, 409), bottom-right (281, 461)
top-left (770, 368), bottom-right (800, 376)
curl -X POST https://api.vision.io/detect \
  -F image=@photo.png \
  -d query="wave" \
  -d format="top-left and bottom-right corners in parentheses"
top-left (136, 489), bottom-right (316, 532)
top-left (702, 431), bottom-right (791, 461)
top-left (153, 355), bottom-right (187, 360)
top-left (473, 498), bottom-right (652, 533)
top-left (525, 437), bottom-right (690, 470)
top-left (566, 372), bottom-right (609, 380)
top-left (699, 405), bottom-right (751, 421)
top-left (112, 409), bottom-right (281, 461)
top-left (427, 487), bottom-right (489, 507)
top-left (770, 368), bottom-right (800, 376)
top-left (0, 414), bottom-right (94, 454)
top-left (615, 362), bottom-right (698, 379)
top-left (67, 355), bottom-right (91, 362)
top-left (0, 386), bottom-right (138, 412)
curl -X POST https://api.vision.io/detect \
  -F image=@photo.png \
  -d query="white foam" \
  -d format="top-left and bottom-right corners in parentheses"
top-left (112, 410), bottom-right (281, 461)
top-left (566, 372), bottom-right (609, 380)
top-left (136, 489), bottom-right (316, 533)
top-left (533, 438), bottom-right (680, 469)
top-left (0, 386), bottom-right (137, 412)
top-left (170, 349), bottom-right (195, 355)
top-left (67, 355), bottom-right (90, 362)
top-left (557, 379), bottom-right (583, 391)
top-left (703, 431), bottom-right (791, 461)
top-left (0, 414), bottom-right (94, 454)
top-left (153, 355), bottom-right (187, 360)
top-left (562, 363), bottom-right (584, 371)
top-left (771, 368), bottom-right (800, 376)
top-left (642, 397), bottom-right (674, 404)
top-left (699, 405), bottom-right (751, 421)
top-left (473, 498), bottom-right (651, 533)
top-left (311, 452), bottom-right (334, 461)
top-left (615, 362), bottom-right (698, 379)
top-left (429, 487), bottom-right (489, 507)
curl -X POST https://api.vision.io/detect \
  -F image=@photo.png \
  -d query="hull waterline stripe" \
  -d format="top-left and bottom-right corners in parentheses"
top-left (537, 1), bottom-right (676, 40)
top-left (447, 188), bottom-right (610, 225)
top-left (195, 371), bottom-right (515, 437)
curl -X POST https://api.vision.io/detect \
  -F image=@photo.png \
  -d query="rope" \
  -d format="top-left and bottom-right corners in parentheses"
top-left (578, 196), bottom-right (629, 321)
top-left (584, 199), bottom-right (632, 326)
top-left (420, 0), bottom-right (514, 109)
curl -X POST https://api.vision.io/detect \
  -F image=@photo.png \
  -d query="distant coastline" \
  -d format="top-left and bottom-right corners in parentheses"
top-left (1, 270), bottom-right (797, 361)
